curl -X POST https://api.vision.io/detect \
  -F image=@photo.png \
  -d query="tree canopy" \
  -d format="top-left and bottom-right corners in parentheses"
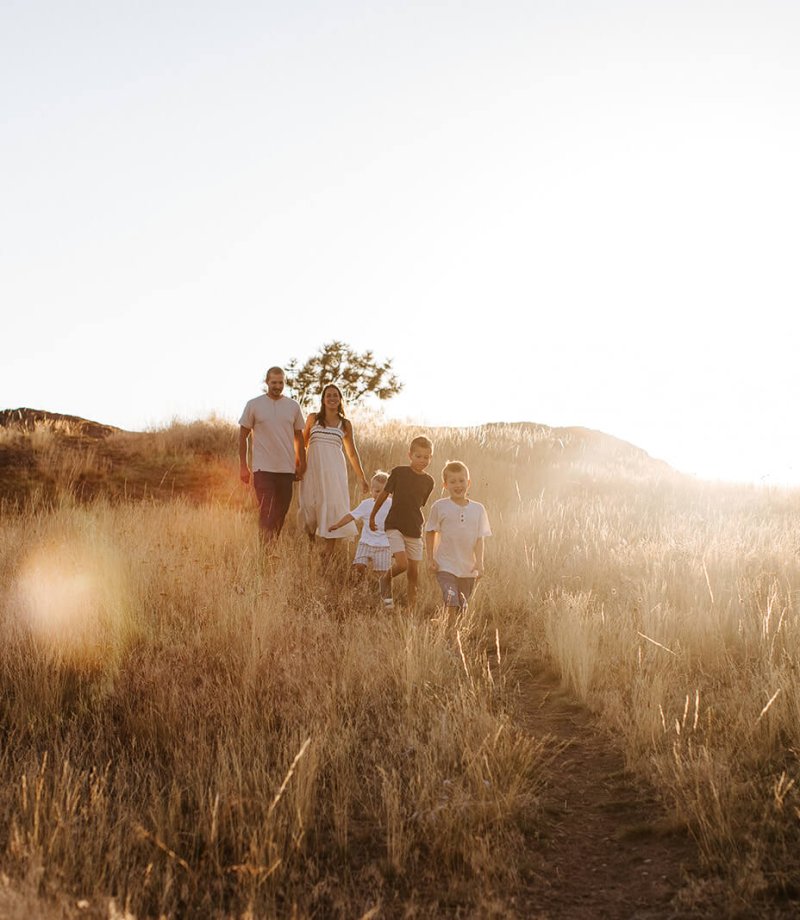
top-left (285, 341), bottom-right (403, 407)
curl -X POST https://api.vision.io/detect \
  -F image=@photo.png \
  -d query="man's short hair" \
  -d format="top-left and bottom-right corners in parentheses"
top-left (442, 460), bottom-right (469, 481)
top-left (265, 366), bottom-right (285, 380)
top-left (409, 436), bottom-right (433, 453)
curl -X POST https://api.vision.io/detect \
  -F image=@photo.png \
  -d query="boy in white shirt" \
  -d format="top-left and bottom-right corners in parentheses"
top-left (425, 461), bottom-right (491, 612)
top-left (330, 471), bottom-right (392, 579)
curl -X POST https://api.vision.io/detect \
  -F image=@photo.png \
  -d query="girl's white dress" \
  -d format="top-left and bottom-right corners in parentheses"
top-left (299, 421), bottom-right (358, 539)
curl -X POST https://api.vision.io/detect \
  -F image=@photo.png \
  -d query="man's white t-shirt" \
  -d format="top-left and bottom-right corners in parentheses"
top-left (350, 497), bottom-right (392, 548)
top-left (425, 499), bottom-right (492, 577)
top-left (239, 395), bottom-right (304, 474)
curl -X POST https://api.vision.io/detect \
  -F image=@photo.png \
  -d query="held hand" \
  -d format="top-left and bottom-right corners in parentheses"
top-left (359, 478), bottom-right (370, 495)
top-left (428, 559), bottom-right (439, 573)
top-left (474, 567), bottom-right (484, 580)
top-left (369, 518), bottom-right (377, 532)
top-left (329, 522), bottom-right (340, 532)
top-left (240, 467), bottom-right (250, 485)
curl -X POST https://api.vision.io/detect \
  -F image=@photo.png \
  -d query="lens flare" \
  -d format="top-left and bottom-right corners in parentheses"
top-left (12, 537), bottom-right (130, 666)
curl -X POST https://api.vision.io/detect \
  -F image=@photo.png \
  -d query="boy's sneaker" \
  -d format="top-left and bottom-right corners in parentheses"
top-left (382, 598), bottom-right (395, 610)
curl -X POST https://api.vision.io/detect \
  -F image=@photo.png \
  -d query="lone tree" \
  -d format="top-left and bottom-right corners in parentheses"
top-left (285, 341), bottom-right (403, 407)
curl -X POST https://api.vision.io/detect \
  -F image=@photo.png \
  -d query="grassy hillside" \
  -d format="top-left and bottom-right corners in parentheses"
top-left (0, 409), bottom-right (241, 506)
top-left (0, 407), bottom-right (671, 508)
top-left (2, 408), bottom-right (800, 917)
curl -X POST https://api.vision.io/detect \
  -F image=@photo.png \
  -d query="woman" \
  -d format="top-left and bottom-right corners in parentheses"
top-left (299, 384), bottom-right (369, 554)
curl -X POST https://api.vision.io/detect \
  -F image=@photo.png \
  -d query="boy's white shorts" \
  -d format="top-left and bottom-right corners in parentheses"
top-left (386, 529), bottom-right (424, 562)
top-left (353, 543), bottom-right (392, 572)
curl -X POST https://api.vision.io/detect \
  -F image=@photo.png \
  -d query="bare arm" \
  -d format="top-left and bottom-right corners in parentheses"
top-left (294, 429), bottom-right (307, 480)
top-left (302, 413), bottom-right (316, 448)
top-left (342, 420), bottom-right (369, 494)
top-left (369, 489), bottom-right (390, 531)
top-left (426, 530), bottom-right (438, 571)
top-left (239, 426), bottom-right (251, 484)
top-left (474, 537), bottom-right (485, 578)
top-left (329, 512), bottom-right (355, 532)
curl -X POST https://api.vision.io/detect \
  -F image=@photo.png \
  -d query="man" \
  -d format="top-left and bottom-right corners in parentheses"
top-left (239, 367), bottom-right (306, 541)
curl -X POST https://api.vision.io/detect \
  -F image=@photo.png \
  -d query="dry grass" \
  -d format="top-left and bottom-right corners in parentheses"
top-left (534, 479), bottom-right (800, 910)
top-left (2, 414), bottom-right (800, 915)
top-left (0, 417), bottom-right (551, 917)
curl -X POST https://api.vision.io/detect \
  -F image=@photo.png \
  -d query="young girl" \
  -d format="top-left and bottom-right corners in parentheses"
top-left (425, 460), bottom-right (491, 612)
top-left (330, 472), bottom-right (392, 579)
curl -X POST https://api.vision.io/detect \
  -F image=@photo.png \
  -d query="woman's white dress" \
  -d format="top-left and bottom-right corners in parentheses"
top-left (299, 421), bottom-right (358, 539)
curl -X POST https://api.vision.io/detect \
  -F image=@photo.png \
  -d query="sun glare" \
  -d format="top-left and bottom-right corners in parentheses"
top-left (12, 539), bottom-right (129, 666)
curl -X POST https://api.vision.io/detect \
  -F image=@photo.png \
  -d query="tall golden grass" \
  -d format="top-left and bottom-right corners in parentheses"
top-left (1, 415), bottom-right (800, 915)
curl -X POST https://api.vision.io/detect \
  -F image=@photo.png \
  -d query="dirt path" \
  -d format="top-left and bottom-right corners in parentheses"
top-left (513, 665), bottom-right (700, 920)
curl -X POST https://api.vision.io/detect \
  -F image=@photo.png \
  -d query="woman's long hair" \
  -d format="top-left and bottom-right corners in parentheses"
top-left (316, 383), bottom-right (347, 427)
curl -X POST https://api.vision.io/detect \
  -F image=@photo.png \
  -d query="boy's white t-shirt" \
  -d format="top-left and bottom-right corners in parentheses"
top-left (350, 497), bottom-right (392, 548)
top-left (425, 498), bottom-right (491, 577)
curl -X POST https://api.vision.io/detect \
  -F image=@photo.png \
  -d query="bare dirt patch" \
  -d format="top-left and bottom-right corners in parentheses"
top-left (513, 666), bottom-right (700, 920)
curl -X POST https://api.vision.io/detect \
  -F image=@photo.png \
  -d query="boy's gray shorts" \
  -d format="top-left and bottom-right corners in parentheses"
top-left (435, 571), bottom-right (476, 609)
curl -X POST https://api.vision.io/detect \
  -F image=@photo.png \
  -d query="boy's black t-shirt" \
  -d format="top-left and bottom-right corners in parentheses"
top-left (383, 466), bottom-right (435, 537)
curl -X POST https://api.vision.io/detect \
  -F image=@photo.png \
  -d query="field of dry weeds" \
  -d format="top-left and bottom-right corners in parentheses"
top-left (1, 415), bottom-right (800, 918)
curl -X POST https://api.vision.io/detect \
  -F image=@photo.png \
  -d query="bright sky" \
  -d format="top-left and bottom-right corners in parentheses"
top-left (3, 1), bottom-right (799, 485)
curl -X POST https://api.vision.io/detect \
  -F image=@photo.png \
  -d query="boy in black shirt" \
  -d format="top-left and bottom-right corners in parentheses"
top-left (370, 436), bottom-right (434, 609)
